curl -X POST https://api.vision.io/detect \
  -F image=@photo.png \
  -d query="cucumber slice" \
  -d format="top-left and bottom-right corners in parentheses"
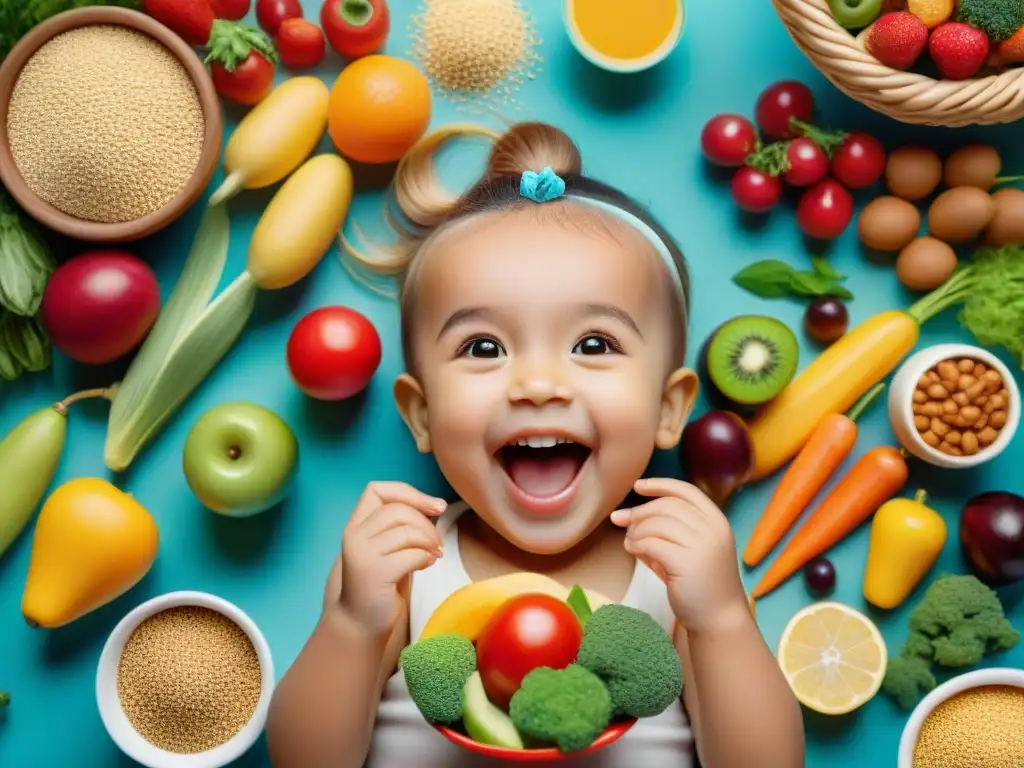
top-left (462, 671), bottom-right (524, 749)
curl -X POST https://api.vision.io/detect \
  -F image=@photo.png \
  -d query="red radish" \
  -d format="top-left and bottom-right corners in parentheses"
top-left (277, 18), bottom-right (326, 69)
top-left (928, 22), bottom-right (990, 80)
top-left (731, 167), bottom-right (783, 213)
top-left (784, 138), bottom-right (828, 187)
top-left (205, 21), bottom-right (279, 105)
top-left (701, 114), bottom-right (758, 167)
top-left (830, 133), bottom-right (887, 189)
top-left (209, 0), bottom-right (251, 19)
top-left (40, 251), bottom-right (161, 366)
top-left (754, 81), bottom-right (814, 139)
top-left (257, 0), bottom-right (302, 36)
top-left (143, 0), bottom-right (215, 46)
top-left (865, 12), bottom-right (929, 70)
top-left (797, 179), bottom-right (854, 240)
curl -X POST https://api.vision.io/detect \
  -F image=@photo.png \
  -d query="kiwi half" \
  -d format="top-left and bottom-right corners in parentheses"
top-left (702, 316), bottom-right (799, 406)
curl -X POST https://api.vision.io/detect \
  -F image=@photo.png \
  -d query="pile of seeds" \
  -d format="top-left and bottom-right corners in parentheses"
top-left (409, 0), bottom-right (543, 112)
top-left (7, 25), bottom-right (205, 225)
top-left (913, 685), bottom-right (1024, 768)
top-left (116, 606), bottom-right (261, 754)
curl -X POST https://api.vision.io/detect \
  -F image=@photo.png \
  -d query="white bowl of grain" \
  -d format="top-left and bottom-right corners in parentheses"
top-left (96, 591), bottom-right (274, 768)
top-left (898, 667), bottom-right (1024, 768)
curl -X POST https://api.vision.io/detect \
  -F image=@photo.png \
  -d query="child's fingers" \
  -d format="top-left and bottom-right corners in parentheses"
top-left (633, 477), bottom-right (721, 518)
top-left (624, 514), bottom-right (696, 549)
top-left (365, 503), bottom-right (443, 550)
top-left (380, 548), bottom-right (441, 586)
top-left (373, 523), bottom-right (445, 558)
top-left (350, 481), bottom-right (448, 528)
top-left (623, 535), bottom-right (684, 580)
top-left (611, 496), bottom-right (704, 529)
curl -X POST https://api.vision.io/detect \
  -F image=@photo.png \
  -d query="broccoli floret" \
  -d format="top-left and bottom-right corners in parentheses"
top-left (575, 604), bottom-right (682, 718)
top-left (509, 665), bottom-right (612, 753)
top-left (400, 634), bottom-right (476, 724)
top-left (881, 575), bottom-right (1020, 709)
top-left (956, 0), bottom-right (1024, 42)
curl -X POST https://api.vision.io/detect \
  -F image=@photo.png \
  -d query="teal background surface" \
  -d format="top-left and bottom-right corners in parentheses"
top-left (2, 0), bottom-right (1024, 765)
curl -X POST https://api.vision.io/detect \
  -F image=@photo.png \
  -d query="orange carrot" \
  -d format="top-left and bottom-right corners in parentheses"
top-left (742, 383), bottom-right (886, 568)
top-left (997, 26), bottom-right (1024, 65)
top-left (751, 444), bottom-right (908, 600)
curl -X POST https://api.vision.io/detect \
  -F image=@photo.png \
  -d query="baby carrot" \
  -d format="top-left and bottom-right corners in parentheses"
top-left (751, 444), bottom-right (908, 600)
top-left (742, 383), bottom-right (886, 568)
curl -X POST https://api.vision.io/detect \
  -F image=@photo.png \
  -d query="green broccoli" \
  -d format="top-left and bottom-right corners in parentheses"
top-left (575, 604), bottom-right (682, 718)
top-left (400, 634), bottom-right (476, 724)
top-left (882, 574), bottom-right (1020, 709)
top-left (509, 665), bottom-right (612, 753)
top-left (955, 0), bottom-right (1024, 43)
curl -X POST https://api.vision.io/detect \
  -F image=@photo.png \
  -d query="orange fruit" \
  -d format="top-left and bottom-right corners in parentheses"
top-left (328, 55), bottom-right (432, 165)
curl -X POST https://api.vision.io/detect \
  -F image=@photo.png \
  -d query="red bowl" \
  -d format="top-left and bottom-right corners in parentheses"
top-left (434, 719), bottom-right (636, 761)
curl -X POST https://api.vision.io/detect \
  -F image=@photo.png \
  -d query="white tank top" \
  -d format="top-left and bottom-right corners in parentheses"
top-left (365, 502), bottom-right (695, 768)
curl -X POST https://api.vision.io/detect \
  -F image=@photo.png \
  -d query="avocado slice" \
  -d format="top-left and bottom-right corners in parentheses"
top-left (462, 671), bottom-right (524, 749)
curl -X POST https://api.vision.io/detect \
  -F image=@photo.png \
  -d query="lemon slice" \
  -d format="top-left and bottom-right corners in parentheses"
top-left (777, 602), bottom-right (887, 715)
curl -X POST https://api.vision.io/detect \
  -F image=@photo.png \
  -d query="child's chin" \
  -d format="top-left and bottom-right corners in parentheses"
top-left (498, 508), bottom-right (605, 556)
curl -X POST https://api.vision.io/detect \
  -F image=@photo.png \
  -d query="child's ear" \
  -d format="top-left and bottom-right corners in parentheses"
top-left (655, 366), bottom-right (699, 450)
top-left (394, 373), bottom-right (432, 453)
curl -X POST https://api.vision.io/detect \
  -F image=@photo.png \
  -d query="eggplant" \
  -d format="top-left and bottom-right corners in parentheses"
top-left (960, 491), bottom-right (1024, 585)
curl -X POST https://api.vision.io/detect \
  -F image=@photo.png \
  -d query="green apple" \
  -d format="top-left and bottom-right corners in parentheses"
top-left (183, 402), bottom-right (299, 518)
top-left (829, 0), bottom-right (883, 29)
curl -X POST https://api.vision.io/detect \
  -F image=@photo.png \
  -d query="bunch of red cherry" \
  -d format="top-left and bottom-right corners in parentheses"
top-left (700, 81), bottom-right (887, 241)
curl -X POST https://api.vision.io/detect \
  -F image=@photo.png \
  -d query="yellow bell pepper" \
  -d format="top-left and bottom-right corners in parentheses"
top-left (863, 489), bottom-right (947, 609)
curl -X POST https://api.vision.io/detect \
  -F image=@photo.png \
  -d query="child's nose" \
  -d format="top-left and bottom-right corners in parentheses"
top-left (507, 359), bottom-right (573, 406)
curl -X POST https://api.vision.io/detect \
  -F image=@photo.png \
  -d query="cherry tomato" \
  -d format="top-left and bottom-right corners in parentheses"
top-left (209, 0), bottom-right (251, 20)
top-left (476, 594), bottom-right (583, 711)
top-left (211, 52), bottom-right (276, 106)
top-left (783, 138), bottom-right (828, 187)
top-left (731, 167), bottom-right (783, 213)
top-left (700, 114), bottom-right (758, 167)
top-left (286, 307), bottom-right (382, 400)
top-left (796, 179), bottom-right (854, 240)
top-left (755, 80), bottom-right (815, 140)
top-left (830, 132), bottom-right (887, 189)
top-left (277, 18), bottom-right (326, 69)
top-left (322, 0), bottom-right (391, 59)
top-left (257, 0), bottom-right (302, 36)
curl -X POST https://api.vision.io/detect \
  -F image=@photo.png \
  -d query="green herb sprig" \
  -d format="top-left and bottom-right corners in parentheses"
top-left (0, 0), bottom-right (142, 64)
top-left (733, 258), bottom-right (853, 301)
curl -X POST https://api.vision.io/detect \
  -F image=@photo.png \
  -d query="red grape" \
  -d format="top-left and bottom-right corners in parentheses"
top-left (804, 557), bottom-right (836, 595)
top-left (784, 138), bottom-right (828, 187)
top-left (804, 297), bottom-right (849, 345)
top-left (830, 132), bottom-right (886, 189)
top-left (755, 81), bottom-right (815, 140)
top-left (731, 167), bottom-right (783, 213)
top-left (796, 179), bottom-right (854, 239)
top-left (701, 114), bottom-right (759, 167)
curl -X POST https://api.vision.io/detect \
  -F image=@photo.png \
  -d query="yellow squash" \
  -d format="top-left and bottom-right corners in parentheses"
top-left (246, 154), bottom-right (354, 290)
top-left (21, 478), bottom-right (159, 628)
top-left (210, 77), bottom-right (331, 206)
top-left (863, 489), bottom-right (947, 609)
top-left (747, 310), bottom-right (919, 481)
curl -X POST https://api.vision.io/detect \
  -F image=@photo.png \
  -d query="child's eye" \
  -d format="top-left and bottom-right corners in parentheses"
top-left (459, 337), bottom-right (506, 359)
top-left (573, 335), bottom-right (621, 355)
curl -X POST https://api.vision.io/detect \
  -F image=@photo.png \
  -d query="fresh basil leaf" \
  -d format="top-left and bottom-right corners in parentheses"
top-left (827, 285), bottom-right (855, 301)
top-left (788, 272), bottom-right (836, 296)
top-left (811, 257), bottom-right (845, 281)
top-left (733, 260), bottom-right (796, 298)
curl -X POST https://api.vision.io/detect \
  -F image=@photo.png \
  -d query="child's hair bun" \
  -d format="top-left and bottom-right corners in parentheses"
top-left (486, 122), bottom-right (583, 180)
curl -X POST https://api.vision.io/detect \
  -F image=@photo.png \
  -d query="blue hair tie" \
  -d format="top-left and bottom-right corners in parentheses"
top-left (519, 167), bottom-right (565, 203)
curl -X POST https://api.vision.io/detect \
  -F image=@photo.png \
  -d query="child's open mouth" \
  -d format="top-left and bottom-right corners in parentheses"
top-left (496, 435), bottom-right (592, 517)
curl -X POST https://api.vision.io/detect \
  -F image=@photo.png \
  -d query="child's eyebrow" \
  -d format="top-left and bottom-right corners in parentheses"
top-left (436, 306), bottom-right (502, 341)
top-left (578, 303), bottom-right (643, 338)
top-left (436, 303), bottom-right (643, 342)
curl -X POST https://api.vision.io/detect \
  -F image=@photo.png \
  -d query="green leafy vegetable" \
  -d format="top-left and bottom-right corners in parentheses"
top-left (733, 258), bottom-right (853, 301)
top-left (204, 20), bottom-right (278, 72)
top-left (0, 0), bottom-right (142, 63)
top-left (566, 585), bottom-right (593, 625)
top-left (0, 691), bottom-right (8, 707)
top-left (0, 189), bottom-right (54, 317)
top-left (0, 310), bottom-right (50, 383)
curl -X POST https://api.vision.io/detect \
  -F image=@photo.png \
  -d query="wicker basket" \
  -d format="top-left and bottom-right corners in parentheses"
top-left (772, 0), bottom-right (1024, 127)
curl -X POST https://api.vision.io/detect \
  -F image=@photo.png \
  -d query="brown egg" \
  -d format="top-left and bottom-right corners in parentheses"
top-left (896, 237), bottom-right (958, 292)
top-left (944, 145), bottom-right (1002, 190)
top-left (886, 146), bottom-right (943, 201)
top-left (984, 188), bottom-right (1024, 246)
top-left (857, 196), bottom-right (922, 251)
top-left (927, 187), bottom-right (996, 243)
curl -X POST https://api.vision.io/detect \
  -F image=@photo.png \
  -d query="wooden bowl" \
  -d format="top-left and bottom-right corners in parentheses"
top-left (0, 7), bottom-right (222, 243)
top-left (434, 719), bottom-right (635, 761)
top-left (772, 0), bottom-right (1024, 127)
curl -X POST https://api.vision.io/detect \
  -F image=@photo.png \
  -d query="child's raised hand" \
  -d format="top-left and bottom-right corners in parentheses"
top-left (333, 482), bottom-right (448, 637)
top-left (611, 478), bottom-right (749, 636)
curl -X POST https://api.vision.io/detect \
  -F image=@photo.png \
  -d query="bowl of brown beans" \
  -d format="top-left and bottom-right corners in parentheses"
top-left (888, 344), bottom-right (1020, 469)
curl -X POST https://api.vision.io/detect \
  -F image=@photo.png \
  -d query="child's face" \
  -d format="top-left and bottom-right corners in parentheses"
top-left (394, 207), bottom-right (697, 554)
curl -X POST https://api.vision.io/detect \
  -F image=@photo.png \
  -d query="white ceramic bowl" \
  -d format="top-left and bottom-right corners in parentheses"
top-left (897, 667), bottom-right (1024, 768)
top-left (96, 591), bottom-right (275, 768)
top-left (562, 0), bottom-right (686, 74)
top-left (888, 343), bottom-right (1020, 469)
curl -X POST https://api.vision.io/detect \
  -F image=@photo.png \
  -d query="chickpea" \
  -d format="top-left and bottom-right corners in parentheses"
top-left (913, 389), bottom-right (928, 404)
top-left (991, 410), bottom-right (1008, 429)
top-left (953, 392), bottom-right (970, 406)
top-left (922, 430), bottom-right (940, 447)
top-left (958, 374), bottom-right (977, 392)
top-left (979, 427), bottom-right (999, 446)
top-left (946, 430), bottom-right (962, 445)
top-left (960, 405), bottom-right (982, 423)
top-left (962, 431), bottom-right (980, 454)
top-left (931, 418), bottom-right (950, 437)
top-left (927, 383), bottom-right (950, 399)
top-left (938, 361), bottom-right (959, 381)
top-left (942, 399), bottom-right (959, 414)
top-left (958, 359), bottom-right (975, 373)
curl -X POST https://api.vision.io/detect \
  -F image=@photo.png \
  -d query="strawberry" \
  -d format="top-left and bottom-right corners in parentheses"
top-left (929, 21), bottom-right (991, 79)
top-left (144, 0), bottom-right (216, 46)
top-left (866, 11), bottom-right (930, 69)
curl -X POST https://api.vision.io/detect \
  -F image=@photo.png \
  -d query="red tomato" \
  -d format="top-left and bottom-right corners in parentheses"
top-left (830, 132), bottom-right (886, 189)
top-left (211, 52), bottom-right (276, 105)
top-left (783, 138), bottom-right (828, 187)
top-left (321, 0), bottom-right (390, 59)
top-left (731, 167), bottom-right (782, 213)
top-left (257, 0), bottom-right (302, 36)
top-left (797, 179), bottom-right (854, 240)
top-left (700, 114), bottom-right (757, 167)
top-left (277, 18), bottom-right (326, 69)
top-left (754, 80), bottom-right (815, 140)
top-left (209, 0), bottom-right (251, 20)
top-left (287, 307), bottom-right (382, 400)
top-left (476, 594), bottom-right (583, 711)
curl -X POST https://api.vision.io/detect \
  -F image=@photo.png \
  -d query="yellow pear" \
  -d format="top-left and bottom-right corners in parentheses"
top-left (22, 478), bottom-right (159, 628)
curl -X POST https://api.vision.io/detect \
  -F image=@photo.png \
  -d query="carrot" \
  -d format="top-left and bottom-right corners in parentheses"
top-left (742, 382), bottom-right (886, 568)
top-left (997, 26), bottom-right (1024, 65)
top-left (751, 445), bottom-right (909, 600)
